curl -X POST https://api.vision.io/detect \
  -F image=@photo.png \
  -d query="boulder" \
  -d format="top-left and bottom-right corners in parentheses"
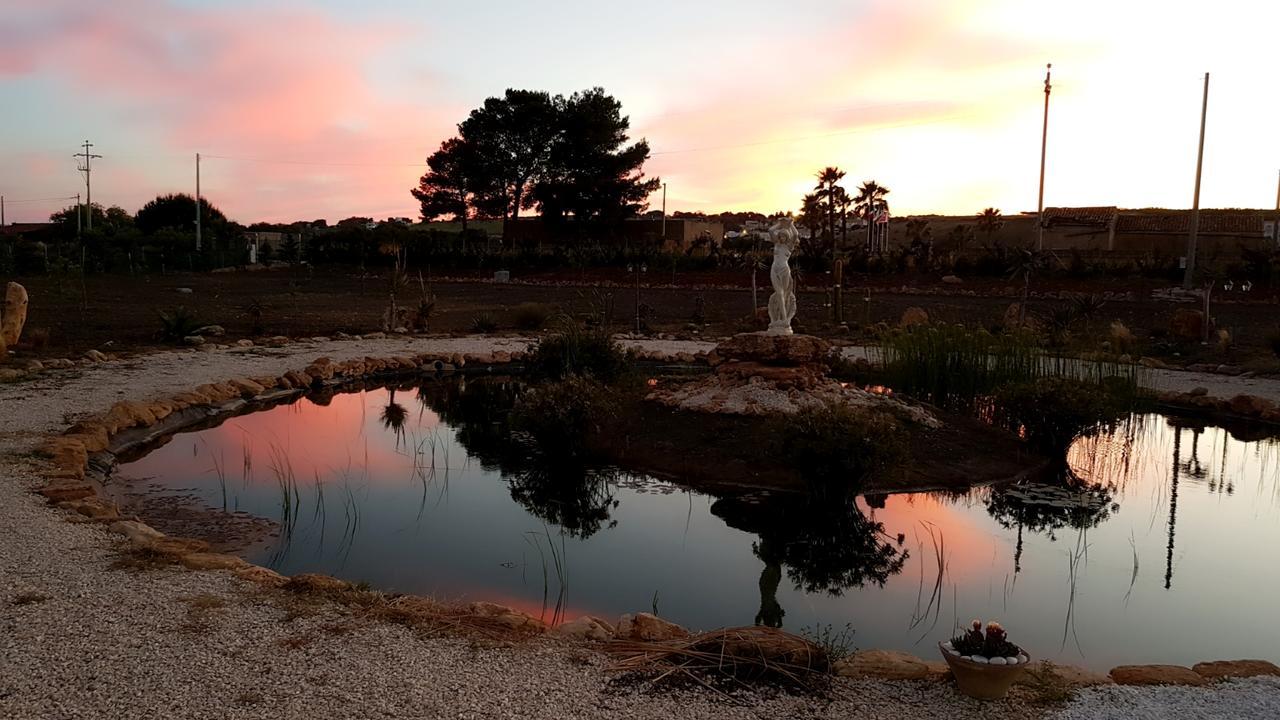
top-left (834, 650), bottom-right (941, 681)
top-left (180, 553), bottom-right (250, 571)
top-left (182, 335), bottom-right (206, 346)
top-left (464, 601), bottom-right (545, 633)
top-left (714, 333), bottom-right (831, 365)
top-left (266, 335), bottom-right (290, 347)
top-left (716, 361), bottom-right (824, 389)
top-left (1014, 661), bottom-right (1113, 689)
top-left (941, 275), bottom-right (963, 285)
top-left (1192, 660), bottom-right (1280, 680)
top-left (1227, 394), bottom-right (1275, 417)
top-left (39, 482), bottom-right (95, 502)
top-left (1169, 309), bottom-right (1205, 343)
top-left (284, 573), bottom-right (351, 594)
top-left (228, 378), bottom-right (266, 398)
top-left (615, 612), bottom-right (689, 642)
top-left (56, 498), bottom-right (118, 520)
top-left (1187, 386), bottom-right (1209, 397)
top-left (1109, 664), bottom-right (1207, 686)
top-left (2, 282), bottom-right (29, 347)
top-left (235, 339), bottom-right (255, 348)
top-left (83, 349), bottom-right (108, 363)
top-left (109, 520), bottom-right (164, 544)
top-left (194, 324), bottom-right (226, 337)
top-left (234, 566), bottom-right (288, 588)
top-left (551, 615), bottom-right (615, 642)
top-left (900, 307), bottom-right (930, 327)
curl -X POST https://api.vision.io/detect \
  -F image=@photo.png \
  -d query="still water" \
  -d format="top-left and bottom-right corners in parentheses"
top-left (117, 378), bottom-right (1280, 670)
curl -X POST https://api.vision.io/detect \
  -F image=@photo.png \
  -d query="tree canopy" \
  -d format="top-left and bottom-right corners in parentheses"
top-left (411, 87), bottom-right (659, 241)
top-left (135, 193), bottom-right (228, 235)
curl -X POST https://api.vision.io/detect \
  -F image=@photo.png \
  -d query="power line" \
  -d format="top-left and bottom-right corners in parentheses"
top-left (0, 195), bottom-right (80, 204)
top-left (200, 154), bottom-right (427, 167)
top-left (648, 111), bottom-right (982, 156)
top-left (73, 140), bottom-right (103, 230)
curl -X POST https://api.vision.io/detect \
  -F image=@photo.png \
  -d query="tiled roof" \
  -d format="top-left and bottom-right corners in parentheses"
top-left (1115, 212), bottom-right (1269, 235)
top-left (0, 223), bottom-right (54, 236)
top-left (1043, 207), bottom-right (1117, 226)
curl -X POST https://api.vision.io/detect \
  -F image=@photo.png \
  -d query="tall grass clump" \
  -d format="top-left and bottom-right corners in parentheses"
top-left (879, 323), bottom-right (1145, 409)
top-left (512, 302), bottom-right (553, 331)
top-left (773, 403), bottom-right (907, 493)
top-left (510, 375), bottom-right (616, 459)
top-left (524, 318), bottom-right (631, 382)
top-left (878, 325), bottom-right (1039, 408)
top-left (157, 306), bottom-right (202, 342)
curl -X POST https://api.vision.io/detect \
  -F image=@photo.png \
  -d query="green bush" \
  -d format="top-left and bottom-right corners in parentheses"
top-left (510, 376), bottom-right (615, 459)
top-left (993, 377), bottom-right (1128, 453)
top-left (524, 321), bottom-right (630, 382)
top-left (512, 302), bottom-right (552, 331)
top-left (469, 312), bottom-right (499, 334)
top-left (774, 404), bottom-right (907, 492)
top-left (157, 306), bottom-right (201, 342)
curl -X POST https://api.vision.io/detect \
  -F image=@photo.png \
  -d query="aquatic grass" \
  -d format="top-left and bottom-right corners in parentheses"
top-left (908, 522), bottom-right (948, 643)
top-left (202, 440), bottom-right (229, 512)
top-left (523, 526), bottom-right (568, 625)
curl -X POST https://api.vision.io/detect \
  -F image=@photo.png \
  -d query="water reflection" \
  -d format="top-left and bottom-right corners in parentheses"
top-left (114, 381), bottom-right (1280, 669)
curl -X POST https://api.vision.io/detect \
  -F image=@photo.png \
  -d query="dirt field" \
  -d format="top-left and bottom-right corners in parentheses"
top-left (7, 266), bottom-right (1280, 364)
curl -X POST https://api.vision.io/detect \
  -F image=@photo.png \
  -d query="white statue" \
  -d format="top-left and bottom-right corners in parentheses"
top-left (766, 218), bottom-right (798, 335)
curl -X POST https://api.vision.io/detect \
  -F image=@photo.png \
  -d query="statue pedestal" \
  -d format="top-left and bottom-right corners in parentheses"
top-left (766, 323), bottom-right (794, 336)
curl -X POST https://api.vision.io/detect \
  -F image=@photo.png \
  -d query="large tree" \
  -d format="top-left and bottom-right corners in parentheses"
top-left (413, 87), bottom-right (658, 243)
top-left (135, 193), bottom-right (228, 236)
top-left (411, 137), bottom-right (482, 230)
top-left (855, 181), bottom-right (890, 251)
top-left (813, 167), bottom-right (847, 257)
top-left (534, 87), bottom-right (660, 232)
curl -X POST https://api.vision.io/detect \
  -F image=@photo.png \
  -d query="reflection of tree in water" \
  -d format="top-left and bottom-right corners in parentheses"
top-left (416, 377), bottom-right (619, 539)
top-left (985, 463), bottom-right (1118, 572)
top-left (714, 491), bottom-right (908, 627)
top-left (380, 386), bottom-right (409, 445)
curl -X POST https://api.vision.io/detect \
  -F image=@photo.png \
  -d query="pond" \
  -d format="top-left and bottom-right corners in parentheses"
top-left (114, 378), bottom-right (1280, 670)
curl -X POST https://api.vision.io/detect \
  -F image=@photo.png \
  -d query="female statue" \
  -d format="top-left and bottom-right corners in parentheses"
top-left (766, 217), bottom-right (798, 335)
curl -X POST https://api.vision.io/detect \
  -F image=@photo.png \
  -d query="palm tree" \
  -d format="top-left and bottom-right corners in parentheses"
top-left (855, 181), bottom-right (890, 251)
top-left (1009, 249), bottom-right (1048, 326)
top-left (814, 167), bottom-right (847, 261)
top-left (381, 388), bottom-right (409, 446)
top-left (976, 207), bottom-right (1003, 245)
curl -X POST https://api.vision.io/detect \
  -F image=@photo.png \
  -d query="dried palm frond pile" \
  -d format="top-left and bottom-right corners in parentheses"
top-left (607, 626), bottom-right (832, 695)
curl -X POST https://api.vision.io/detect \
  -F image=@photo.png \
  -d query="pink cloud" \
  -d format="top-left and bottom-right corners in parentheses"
top-left (4, 0), bottom-right (453, 222)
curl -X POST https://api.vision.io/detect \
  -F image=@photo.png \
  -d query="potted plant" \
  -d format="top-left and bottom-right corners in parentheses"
top-left (938, 620), bottom-right (1031, 700)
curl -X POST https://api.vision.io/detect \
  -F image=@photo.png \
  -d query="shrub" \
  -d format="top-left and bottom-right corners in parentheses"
top-left (1109, 321), bottom-right (1135, 354)
top-left (512, 302), bottom-right (552, 331)
top-left (774, 403), bottom-right (907, 492)
top-left (510, 376), bottom-right (615, 459)
top-left (157, 306), bottom-right (201, 342)
top-left (524, 320), bottom-right (630, 382)
top-left (1267, 329), bottom-right (1280, 358)
top-left (993, 377), bottom-right (1128, 453)
top-left (469, 312), bottom-right (499, 334)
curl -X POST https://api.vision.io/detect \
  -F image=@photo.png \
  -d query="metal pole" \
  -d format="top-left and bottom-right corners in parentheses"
top-left (1, 195), bottom-right (4, 227)
top-left (1183, 72), bottom-right (1209, 289)
top-left (661, 182), bottom-right (667, 240)
top-left (1036, 63), bottom-right (1052, 252)
top-left (76, 193), bottom-right (81, 238)
top-left (1274, 169), bottom-right (1279, 211)
top-left (195, 152), bottom-right (202, 252)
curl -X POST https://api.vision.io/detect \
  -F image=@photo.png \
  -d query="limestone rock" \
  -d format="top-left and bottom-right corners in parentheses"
top-left (551, 615), bottom-right (615, 642)
top-left (39, 482), bottom-right (95, 502)
top-left (835, 650), bottom-right (941, 680)
top-left (235, 339), bottom-right (255, 348)
top-left (900, 307), bottom-right (930, 327)
top-left (1109, 664), bottom-right (1207, 686)
top-left (2, 282), bottom-right (28, 347)
top-left (714, 333), bottom-right (831, 365)
top-left (109, 520), bottom-right (164, 544)
top-left (465, 601), bottom-right (545, 633)
top-left (234, 566), bottom-right (287, 588)
top-left (941, 275), bottom-right (963, 284)
top-left (180, 552), bottom-right (249, 571)
top-left (1188, 386), bottom-right (1209, 397)
top-left (0, 368), bottom-right (26, 382)
top-left (84, 349), bottom-right (108, 363)
top-left (1014, 661), bottom-right (1113, 689)
top-left (194, 324), bottom-right (225, 337)
top-left (284, 573), bottom-right (351, 594)
top-left (182, 335), bottom-right (206, 346)
top-left (615, 612), bottom-right (689, 642)
top-left (228, 378), bottom-right (266, 398)
top-left (1192, 660), bottom-right (1280, 680)
top-left (1227, 394), bottom-right (1275, 417)
top-left (56, 498), bottom-right (118, 520)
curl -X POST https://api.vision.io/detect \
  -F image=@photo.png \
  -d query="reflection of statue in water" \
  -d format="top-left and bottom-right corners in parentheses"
top-left (714, 490), bottom-right (907, 627)
top-left (766, 218), bottom-right (799, 335)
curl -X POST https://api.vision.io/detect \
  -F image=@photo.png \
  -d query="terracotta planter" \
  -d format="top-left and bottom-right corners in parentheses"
top-left (938, 641), bottom-right (1030, 700)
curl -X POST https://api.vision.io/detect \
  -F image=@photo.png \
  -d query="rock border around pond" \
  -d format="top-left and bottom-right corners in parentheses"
top-left (23, 341), bottom-right (1280, 703)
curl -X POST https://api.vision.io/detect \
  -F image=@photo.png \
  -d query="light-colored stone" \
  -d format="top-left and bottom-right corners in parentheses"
top-left (835, 650), bottom-right (941, 680)
top-left (464, 602), bottom-right (545, 633)
top-left (1192, 660), bottom-right (1280, 680)
top-left (227, 378), bottom-right (266, 398)
top-left (108, 520), bottom-right (164, 544)
top-left (2, 281), bottom-right (29, 347)
top-left (83, 349), bottom-right (108, 363)
top-left (180, 552), bottom-right (250, 571)
top-left (194, 325), bottom-right (225, 337)
top-left (182, 335), bottom-right (206, 346)
top-left (551, 615), bottom-right (615, 642)
top-left (1110, 664), bottom-right (1207, 686)
top-left (614, 612), bottom-right (689, 642)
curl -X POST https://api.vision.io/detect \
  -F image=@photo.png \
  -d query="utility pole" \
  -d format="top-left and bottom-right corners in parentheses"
top-left (73, 140), bottom-right (102, 230)
top-left (1036, 63), bottom-right (1052, 252)
top-left (195, 152), bottom-right (202, 252)
top-left (1, 195), bottom-right (5, 227)
top-left (661, 182), bottom-right (667, 240)
top-left (76, 193), bottom-right (82, 238)
top-left (1183, 72), bottom-right (1209, 289)
top-left (1274, 169), bottom-right (1279, 211)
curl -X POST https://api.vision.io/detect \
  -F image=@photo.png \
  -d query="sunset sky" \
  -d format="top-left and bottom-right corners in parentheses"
top-left (3, 0), bottom-right (1278, 224)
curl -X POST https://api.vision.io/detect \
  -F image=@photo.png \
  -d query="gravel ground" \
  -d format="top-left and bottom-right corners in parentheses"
top-left (1048, 677), bottom-right (1280, 720)
top-left (2, 335), bottom-right (1277, 718)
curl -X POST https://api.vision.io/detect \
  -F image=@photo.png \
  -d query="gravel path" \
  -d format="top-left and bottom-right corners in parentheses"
top-left (1048, 677), bottom-right (1280, 720)
top-left (2, 335), bottom-right (1277, 718)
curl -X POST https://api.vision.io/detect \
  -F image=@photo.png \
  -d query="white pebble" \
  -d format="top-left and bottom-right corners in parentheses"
top-left (990, 657), bottom-right (1007, 665)
top-left (972, 656), bottom-right (990, 664)
top-left (1017, 654), bottom-right (1029, 664)
top-left (941, 641), bottom-right (953, 651)
top-left (1006, 656), bottom-right (1021, 665)
top-left (961, 656), bottom-right (974, 662)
